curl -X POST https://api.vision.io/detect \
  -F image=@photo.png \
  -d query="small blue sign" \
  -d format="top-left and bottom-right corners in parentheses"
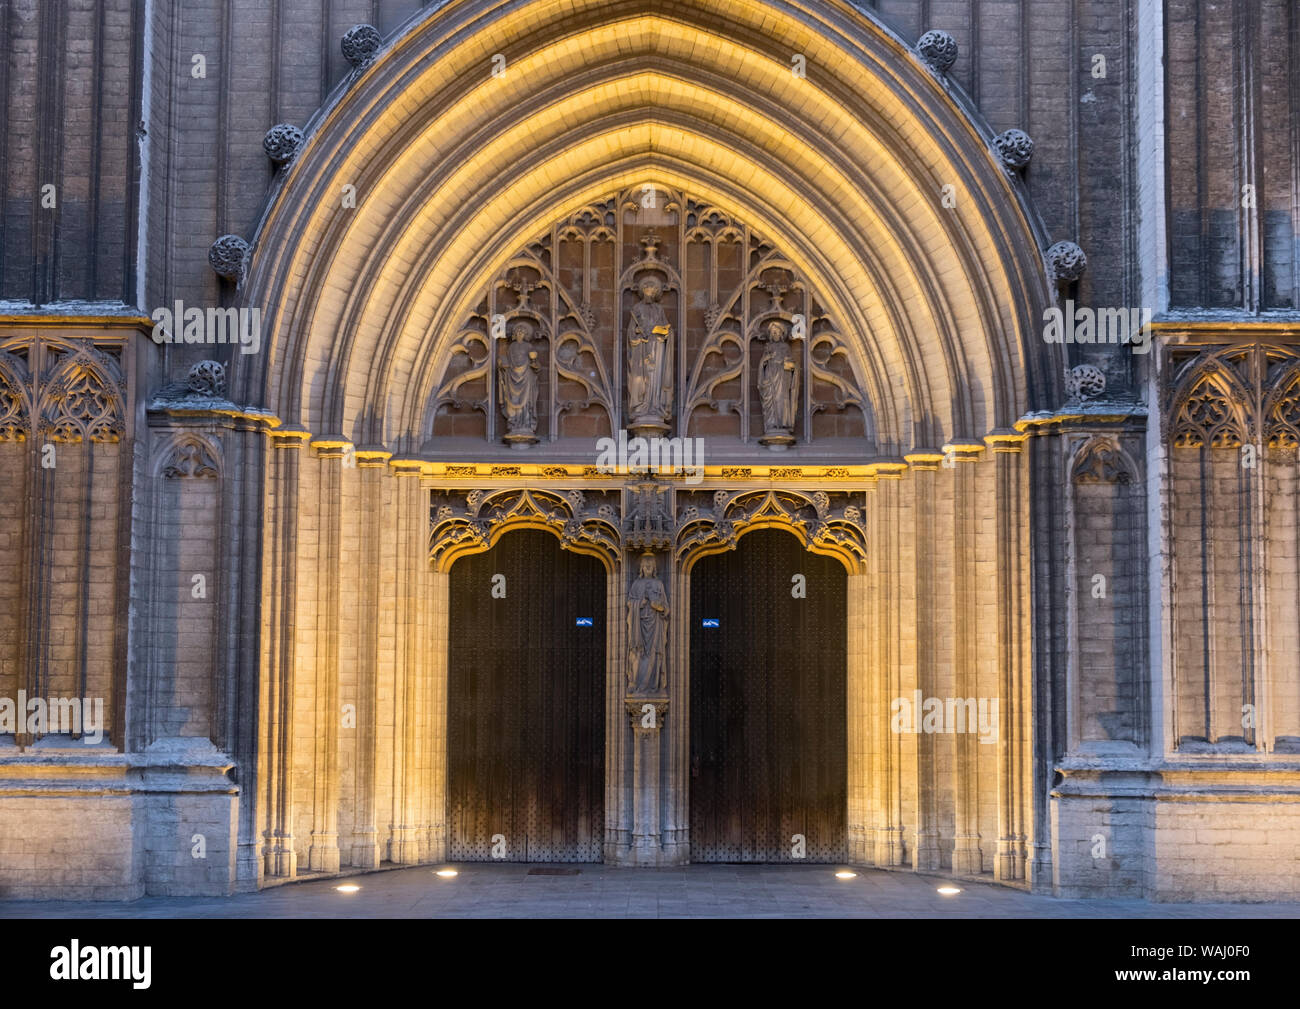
top-left (575, 617), bottom-right (593, 627)
top-left (702, 618), bottom-right (719, 628)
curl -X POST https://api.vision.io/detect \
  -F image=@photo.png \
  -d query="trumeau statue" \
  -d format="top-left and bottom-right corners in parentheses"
top-left (498, 321), bottom-right (540, 446)
top-left (626, 552), bottom-right (669, 696)
top-left (757, 318), bottom-right (799, 447)
top-left (626, 273), bottom-right (673, 434)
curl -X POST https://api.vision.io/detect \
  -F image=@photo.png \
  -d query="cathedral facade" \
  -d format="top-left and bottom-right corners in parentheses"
top-left (1, 0), bottom-right (1298, 902)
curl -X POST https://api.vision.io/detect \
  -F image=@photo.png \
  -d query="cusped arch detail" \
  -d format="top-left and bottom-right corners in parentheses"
top-left (430, 487), bottom-right (622, 573)
top-left (152, 432), bottom-right (223, 480)
top-left (676, 488), bottom-right (867, 574)
top-left (1167, 351), bottom-right (1254, 449)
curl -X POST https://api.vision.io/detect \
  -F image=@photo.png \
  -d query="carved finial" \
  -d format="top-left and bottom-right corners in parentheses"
top-left (640, 232), bottom-right (662, 260)
top-left (1047, 241), bottom-right (1088, 283)
top-left (208, 235), bottom-right (249, 282)
top-left (263, 123), bottom-right (303, 166)
top-left (917, 30), bottom-right (959, 73)
top-left (994, 129), bottom-right (1034, 171)
top-left (341, 24), bottom-right (382, 69)
top-left (507, 273), bottom-right (537, 308)
top-left (763, 280), bottom-right (790, 313)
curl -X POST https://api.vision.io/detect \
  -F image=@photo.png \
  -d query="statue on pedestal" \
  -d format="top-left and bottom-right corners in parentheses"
top-left (757, 319), bottom-right (799, 448)
top-left (498, 321), bottom-right (540, 446)
top-left (626, 551), bottom-right (669, 696)
top-left (626, 273), bottom-right (673, 435)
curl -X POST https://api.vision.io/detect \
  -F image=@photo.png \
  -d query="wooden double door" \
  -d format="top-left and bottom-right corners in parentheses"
top-left (446, 526), bottom-right (848, 864)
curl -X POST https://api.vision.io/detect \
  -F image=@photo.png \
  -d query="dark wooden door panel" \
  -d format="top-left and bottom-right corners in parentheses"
top-left (690, 529), bottom-right (847, 862)
top-left (447, 529), bottom-right (605, 861)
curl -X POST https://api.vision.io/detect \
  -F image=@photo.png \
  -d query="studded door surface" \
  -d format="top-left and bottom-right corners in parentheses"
top-left (447, 529), bottom-right (605, 861)
top-left (689, 528), bottom-right (847, 862)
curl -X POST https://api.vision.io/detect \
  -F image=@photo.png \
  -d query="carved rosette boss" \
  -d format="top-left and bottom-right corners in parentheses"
top-left (208, 235), bottom-right (249, 282)
top-left (994, 129), bottom-right (1034, 172)
top-left (263, 124), bottom-right (303, 166)
top-left (1048, 241), bottom-right (1088, 283)
top-left (341, 24), bottom-right (382, 69)
top-left (917, 30), bottom-right (959, 74)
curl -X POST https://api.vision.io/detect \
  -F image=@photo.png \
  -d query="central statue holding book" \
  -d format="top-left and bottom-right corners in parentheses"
top-left (626, 252), bottom-right (674, 438)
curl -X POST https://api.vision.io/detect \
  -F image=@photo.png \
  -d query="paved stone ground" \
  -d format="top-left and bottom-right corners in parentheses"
top-left (2, 864), bottom-right (1299, 918)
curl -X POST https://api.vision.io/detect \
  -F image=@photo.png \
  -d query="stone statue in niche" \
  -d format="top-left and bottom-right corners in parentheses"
top-left (498, 321), bottom-right (540, 447)
top-left (626, 272), bottom-right (673, 436)
top-left (626, 551), bottom-right (669, 696)
top-left (757, 318), bottom-right (799, 448)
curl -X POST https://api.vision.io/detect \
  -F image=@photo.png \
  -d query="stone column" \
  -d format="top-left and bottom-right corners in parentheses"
top-left (906, 452), bottom-right (944, 872)
top-left (349, 450), bottom-right (389, 869)
top-left (229, 422), bottom-right (269, 892)
top-left (949, 442), bottom-right (985, 874)
top-left (872, 464), bottom-right (906, 865)
top-left (425, 566), bottom-right (450, 862)
top-left (662, 550), bottom-right (689, 864)
top-left (308, 438), bottom-right (345, 873)
top-left (605, 559), bottom-right (631, 861)
top-left (388, 460), bottom-right (424, 864)
top-left (988, 431), bottom-right (1030, 881)
top-left (262, 427), bottom-right (310, 879)
top-left (626, 699), bottom-right (669, 864)
top-left (846, 565), bottom-right (872, 864)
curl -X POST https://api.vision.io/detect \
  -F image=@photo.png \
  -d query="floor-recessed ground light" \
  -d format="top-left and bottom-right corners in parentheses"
top-left (834, 870), bottom-right (857, 880)
top-left (937, 886), bottom-right (962, 896)
top-left (435, 869), bottom-right (458, 878)
top-left (335, 884), bottom-right (361, 893)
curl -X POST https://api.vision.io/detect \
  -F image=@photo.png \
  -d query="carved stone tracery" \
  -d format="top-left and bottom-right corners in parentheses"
top-left (38, 344), bottom-right (126, 443)
top-left (1264, 361), bottom-right (1300, 450)
top-left (431, 186), bottom-right (870, 447)
top-left (1071, 438), bottom-right (1133, 484)
top-left (429, 487), bottom-right (622, 570)
top-left (161, 436), bottom-right (220, 479)
top-left (0, 352), bottom-right (32, 442)
top-left (1167, 349), bottom-right (1255, 449)
top-left (675, 487), bottom-right (866, 571)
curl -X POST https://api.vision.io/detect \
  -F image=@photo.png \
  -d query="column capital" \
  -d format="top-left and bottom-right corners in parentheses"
top-left (984, 428), bottom-right (1028, 453)
top-left (625, 698), bottom-right (669, 732)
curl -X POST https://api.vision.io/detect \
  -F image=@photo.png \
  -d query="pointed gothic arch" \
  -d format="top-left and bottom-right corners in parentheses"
top-left (232, 0), bottom-right (1060, 456)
